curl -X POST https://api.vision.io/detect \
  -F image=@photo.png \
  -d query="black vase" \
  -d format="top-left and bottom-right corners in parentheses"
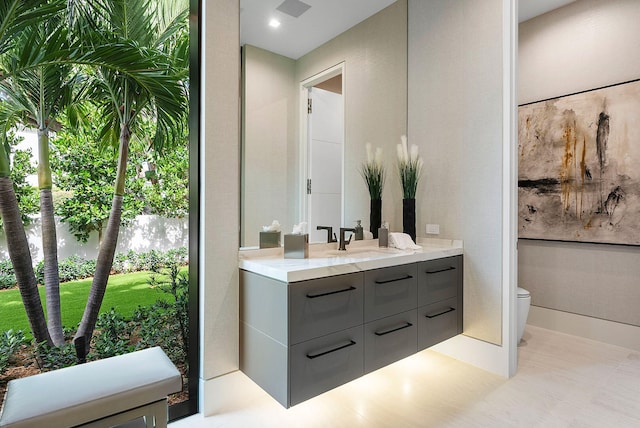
top-left (403, 198), bottom-right (416, 242)
top-left (370, 199), bottom-right (381, 238)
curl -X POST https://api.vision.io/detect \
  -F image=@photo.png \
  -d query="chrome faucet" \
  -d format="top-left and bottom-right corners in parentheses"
top-left (317, 225), bottom-right (337, 243)
top-left (338, 228), bottom-right (356, 251)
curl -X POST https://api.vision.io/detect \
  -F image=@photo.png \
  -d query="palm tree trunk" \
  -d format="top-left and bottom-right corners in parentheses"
top-left (40, 188), bottom-right (63, 344)
top-left (0, 176), bottom-right (52, 345)
top-left (74, 124), bottom-right (130, 354)
top-left (38, 129), bottom-right (64, 345)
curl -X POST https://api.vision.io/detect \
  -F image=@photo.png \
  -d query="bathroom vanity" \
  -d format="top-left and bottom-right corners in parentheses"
top-left (239, 240), bottom-right (463, 408)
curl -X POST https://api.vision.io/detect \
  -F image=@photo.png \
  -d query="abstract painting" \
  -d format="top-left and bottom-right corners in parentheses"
top-left (518, 79), bottom-right (640, 245)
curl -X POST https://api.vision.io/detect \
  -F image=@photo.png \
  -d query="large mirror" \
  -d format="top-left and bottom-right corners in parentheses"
top-left (240, 0), bottom-right (407, 248)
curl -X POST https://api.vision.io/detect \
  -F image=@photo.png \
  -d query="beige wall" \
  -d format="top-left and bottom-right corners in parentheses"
top-left (200, 0), bottom-right (240, 411)
top-left (241, 46), bottom-right (297, 247)
top-left (408, 0), bottom-right (506, 346)
top-left (518, 0), bottom-right (640, 341)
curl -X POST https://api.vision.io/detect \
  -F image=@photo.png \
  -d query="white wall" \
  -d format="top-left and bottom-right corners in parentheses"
top-left (518, 0), bottom-right (640, 349)
top-left (0, 215), bottom-right (187, 263)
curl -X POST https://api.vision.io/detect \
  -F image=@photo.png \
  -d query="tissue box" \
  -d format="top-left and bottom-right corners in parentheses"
top-left (259, 231), bottom-right (281, 249)
top-left (378, 227), bottom-right (388, 248)
top-left (284, 234), bottom-right (309, 259)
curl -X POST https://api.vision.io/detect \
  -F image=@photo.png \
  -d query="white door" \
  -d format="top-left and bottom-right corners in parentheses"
top-left (307, 87), bottom-right (343, 243)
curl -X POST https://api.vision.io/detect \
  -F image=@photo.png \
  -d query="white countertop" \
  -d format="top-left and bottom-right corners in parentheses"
top-left (238, 238), bottom-right (463, 282)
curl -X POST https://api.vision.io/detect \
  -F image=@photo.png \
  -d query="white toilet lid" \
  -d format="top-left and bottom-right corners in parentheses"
top-left (517, 287), bottom-right (530, 298)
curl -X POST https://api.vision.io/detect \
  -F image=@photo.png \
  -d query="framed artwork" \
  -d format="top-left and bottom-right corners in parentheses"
top-left (518, 79), bottom-right (640, 245)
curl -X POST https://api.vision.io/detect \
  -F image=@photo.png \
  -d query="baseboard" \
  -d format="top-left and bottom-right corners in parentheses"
top-left (528, 306), bottom-right (640, 352)
top-left (430, 334), bottom-right (511, 378)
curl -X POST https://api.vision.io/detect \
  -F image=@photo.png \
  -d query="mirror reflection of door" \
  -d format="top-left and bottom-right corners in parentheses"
top-left (305, 73), bottom-right (344, 243)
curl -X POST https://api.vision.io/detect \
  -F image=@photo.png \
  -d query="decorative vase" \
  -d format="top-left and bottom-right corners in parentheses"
top-left (403, 198), bottom-right (416, 242)
top-left (370, 199), bottom-right (382, 238)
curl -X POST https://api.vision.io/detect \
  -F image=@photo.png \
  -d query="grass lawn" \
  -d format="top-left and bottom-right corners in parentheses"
top-left (0, 271), bottom-right (172, 338)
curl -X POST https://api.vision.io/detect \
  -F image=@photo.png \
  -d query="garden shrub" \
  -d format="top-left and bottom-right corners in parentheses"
top-left (112, 250), bottom-right (140, 274)
top-left (89, 308), bottom-right (135, 360)
top-left (0, 259), bottom-right (16, 290)
top-left (0, 330), bottom-right (26, 375)
top-left (35, 255), bottom-right (97, 285)
top-left (1, 247), bottom-right (187, 289)
top-left (134, 259), bottom-right (189, 369)
top-left (35, 340), bottom-right (78, 371)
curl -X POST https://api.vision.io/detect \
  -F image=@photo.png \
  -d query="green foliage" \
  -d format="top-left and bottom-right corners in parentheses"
top-left (89, 308), bottom-right (135, 359)
top-left (34, 255), bottom-right (97, 285)
top-left (0, 259), bottom-right (16, 289)
top-left (397, 136), bottom-right (424, 199)
top-left (0, 247), bottom-right (186, 289)
top-left (111, 247), bottom-right (188, 274)
top-left (0, 330), bottom-right (26, 375)
top-left (49, 107), bottom-right (189, 244)
top-left (35, 340), bottom-right (77, 371)
top-left (360, 143), bottom-right (385, 200)
top-left (0, 132), bottom-right (39, 230)
top-left (50, 115), bottom-right (146, 243)
top-left (142, 141), bottom-right (189, 218)
top-left (136, 258), bottom-right (189, 368)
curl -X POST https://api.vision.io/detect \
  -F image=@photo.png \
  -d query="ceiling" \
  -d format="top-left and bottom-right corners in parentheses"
top-left (518, 0), bottom-right (576, 23)
top-left (240, 0), bottom-right (396, 59)
top-left (240, 0), bottom-right (577, 60)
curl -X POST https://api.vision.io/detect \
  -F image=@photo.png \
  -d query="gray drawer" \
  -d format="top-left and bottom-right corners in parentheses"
top-left (364, 263), bottom-right (417, 322)
top-left (289, 325), bottom-right (364, 407)
top-left (417, 297), bottom-right (458, 351)
top-left (364, 310), bottom-right (417, 374)
top-left (289, 272), bottom-right (364, 345)
top-left (418, 256), bottom-right (461, 306)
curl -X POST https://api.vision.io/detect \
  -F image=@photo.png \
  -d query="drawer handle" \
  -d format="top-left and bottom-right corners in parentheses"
top-left (374, 322), bottom-right (413, 336)
top-left (425, 266), bottom-right (455, 274)
top-left (306, 340), bottom-right (357, 359)
top-left (306, 286), bottom-right (356, 299)
top-left (374, 274), bottom-right (413, 284)
top-left (425, 307), bottom-right (455, 318)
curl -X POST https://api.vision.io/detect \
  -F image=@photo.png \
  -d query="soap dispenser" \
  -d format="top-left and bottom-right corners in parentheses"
top-left (378, 221), bottom-right (389, 247)
top-left (354, 220), bottom-right (364, 240)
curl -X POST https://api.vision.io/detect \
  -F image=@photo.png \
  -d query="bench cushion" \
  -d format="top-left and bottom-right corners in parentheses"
top-left (0, 347), bottom-right (181, 428)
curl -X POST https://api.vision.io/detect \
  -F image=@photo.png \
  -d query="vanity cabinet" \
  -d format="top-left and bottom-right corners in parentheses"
top-left (287, 272), bottom-right (365, 406)
top-left (290, 325), bottom-right (363, 406)
top-left (289, 272), bottom-right (364, 344)
top-left (240, 271), bottom-right (364, 408)
top-left (240, 254), bottom-right (463, 408)
top-left (363, 264), bottom-right (418, 374)
top-left (364, 263), bottom-right (417, 322)
top-left (417, 256), bottom-right (463, 350)
top-left (364, 309), bottom-right (417, 374)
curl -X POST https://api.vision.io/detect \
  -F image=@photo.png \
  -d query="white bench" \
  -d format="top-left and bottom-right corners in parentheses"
top-left (0, 347), bottom-right (182, 428)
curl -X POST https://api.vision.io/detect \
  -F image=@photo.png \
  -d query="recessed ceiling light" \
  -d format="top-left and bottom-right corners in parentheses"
top-left (269, 18), bottom-right (281, 28)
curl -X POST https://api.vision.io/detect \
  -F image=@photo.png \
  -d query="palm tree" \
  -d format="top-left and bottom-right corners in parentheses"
top-left (70, 0), bottom-right (188, 354)
top-left (1, 0), bottom-right (187, 350)
top-left (0, 0), bottom-right (66, 346)
top-left (0, 12), bottom-right (78, 346)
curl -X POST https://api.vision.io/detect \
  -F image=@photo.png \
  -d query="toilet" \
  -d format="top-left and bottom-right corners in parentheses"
top-left (517, 287), bottom-right (531, 344)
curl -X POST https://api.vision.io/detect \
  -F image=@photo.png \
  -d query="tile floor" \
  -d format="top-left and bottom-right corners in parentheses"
top-left (171, 325), bottom-right (640, 427)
